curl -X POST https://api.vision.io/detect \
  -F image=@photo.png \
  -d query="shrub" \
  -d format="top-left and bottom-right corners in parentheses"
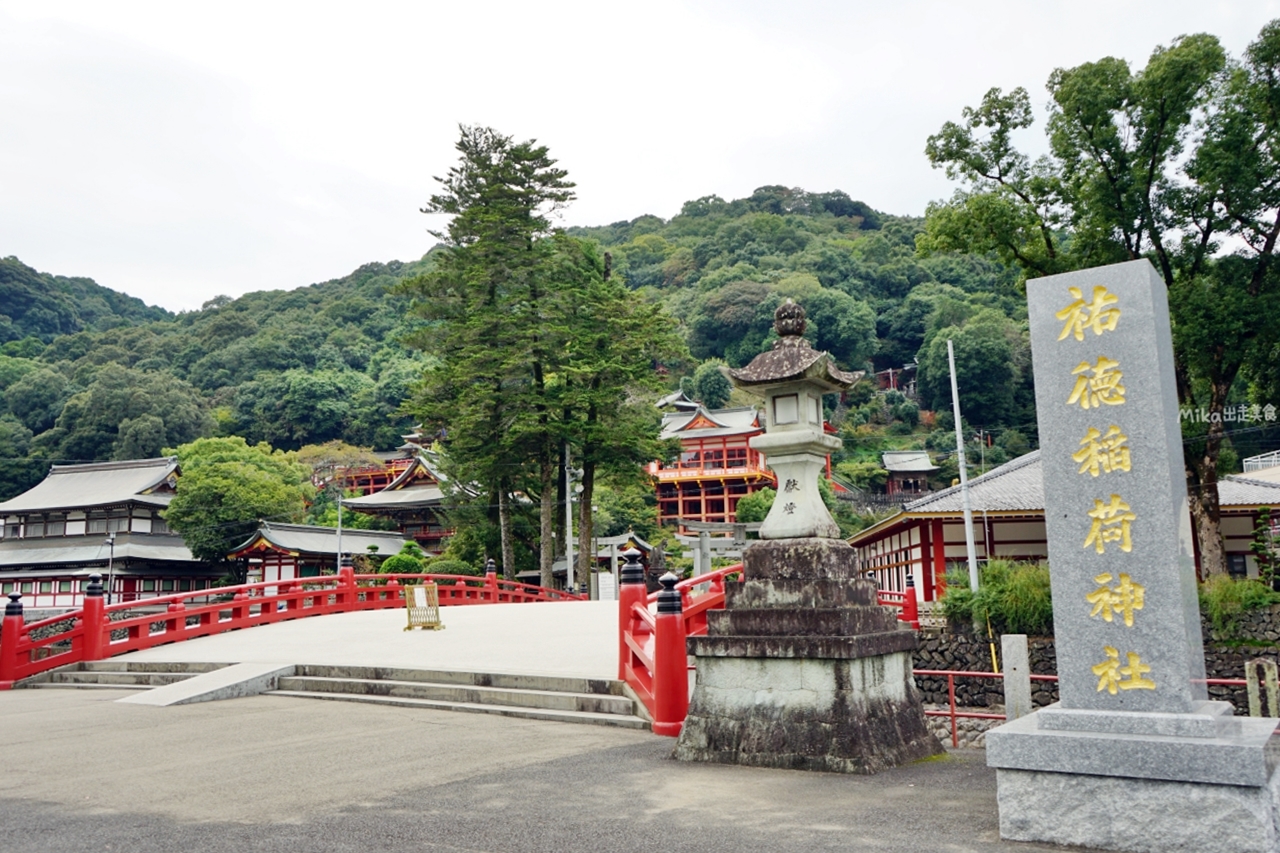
top-left (379, 541), bottom-right (426, 574)
top-left (426, 557), bottom-right (482, 577)
top-left (939, 560), bottom-right (1054, 636)
top-left (1199, 575), bottom-right (1280, 635)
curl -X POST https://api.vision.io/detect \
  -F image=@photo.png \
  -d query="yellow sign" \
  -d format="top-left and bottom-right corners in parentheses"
top-left (1072, 425), bottom-right (1131, 477)
top-left (1084, 494), bottom-right (1136, 554)
top-left (1092, 646), bottom-right (1156, 694)
top-left (1057, 285), bottom-right (1121, 341)
top-left (1067, 356), bottom-right (1126, 410)
top-left (1085, 572), bottom-right (1144, 627)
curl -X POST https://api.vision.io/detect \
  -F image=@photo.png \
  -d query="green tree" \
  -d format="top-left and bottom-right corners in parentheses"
top-left (921, 25), bottom-right (1280, 574)
top-left (401, 125), bottom-right (574, 580)
top-left (733, 487), bottom-right (776, 524)
top-left (690, 359), bottom-right (732, 409)
top-left (164, 436), bottom-right (314, 581)
top-left (380, 541), bottom-right (427, 574)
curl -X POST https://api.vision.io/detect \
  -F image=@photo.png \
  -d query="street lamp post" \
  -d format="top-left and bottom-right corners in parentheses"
top-left (105, 533), bottom-right (116, 605)
top-left (565, 451), bottom-right (584, 594)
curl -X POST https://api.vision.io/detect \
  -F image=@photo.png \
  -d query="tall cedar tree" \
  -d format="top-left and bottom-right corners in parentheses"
top-left (402, 127), bottom-right (688, 583)
top-left (921, 25), bottom-right (1280, 576)
top-left (402, 126), bottom-right (574, 579)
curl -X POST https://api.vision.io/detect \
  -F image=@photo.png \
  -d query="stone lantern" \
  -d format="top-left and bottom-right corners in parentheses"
top-left (673, 298), bottom-right (943, 774)
top-left (727, 299), bottom-right (860, 539)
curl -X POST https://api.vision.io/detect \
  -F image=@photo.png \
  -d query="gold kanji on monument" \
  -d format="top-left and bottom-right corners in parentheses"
top-left (1056, 285), bottom-right (1121, 341)
top-left (1073, 425), bottom-right (1132, 477)
top-left (1091, 646), bottom-right (1156, 694)
top-left (1067, 357), bottom-right (1127, 410)
top-left (1083, 494), bottom-right (1137, 554)
top-left (1085, 572), bottom-right (1145, 627)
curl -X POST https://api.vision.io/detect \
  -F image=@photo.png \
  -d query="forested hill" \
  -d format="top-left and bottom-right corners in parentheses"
top-left (0, 184), bottom-right (1041, 501)
top-left (0, 256), bottom-right (172, 346)
top-left (0, 257), bottom-right (434, 499)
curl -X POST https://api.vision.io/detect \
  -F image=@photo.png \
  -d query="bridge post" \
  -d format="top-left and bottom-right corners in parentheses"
top-left (903, 573), bottom-right (920, 629)
top-left (653, 571), bottom-right (689, 737)
top-left (1, 592), bottom-right (23, 689)
top-left (337, 562), bottom-right (355, 607)
top-left (617, 548), bottom-right (645, 681)
top-left (485, 558), bottom-right (498, 603)
top-left (82, 574), bottom-right (107, 662)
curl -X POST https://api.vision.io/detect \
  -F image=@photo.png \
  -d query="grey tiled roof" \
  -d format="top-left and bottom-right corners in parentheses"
top-left (230, 522), bottom-right (409, 558)
top-left (659, 406), bottom-right (760, 440)
top-left (883, 451), bottom-right (938, 473)
top-left (1219, 475), bottom-right (1280, 508)
top-left (904, 451), bottom-right (1045, 513)
top-left (344, 484), bottom-right (444, 509)
top-left (903, 451), bottom-right (1280, 515)
top-left (0, 457), bottom-right (178, 514)
top-left (0, 533), bottom-right (196, 569)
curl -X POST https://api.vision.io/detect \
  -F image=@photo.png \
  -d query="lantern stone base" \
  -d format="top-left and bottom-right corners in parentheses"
top-left (988, 707), bottom-right (1280, 853)
top-left (672, 538), bottom-right (943, 773)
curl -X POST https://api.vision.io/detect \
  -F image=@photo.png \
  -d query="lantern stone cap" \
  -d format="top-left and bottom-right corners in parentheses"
top-left (727, 299), bottom-right (863, 392)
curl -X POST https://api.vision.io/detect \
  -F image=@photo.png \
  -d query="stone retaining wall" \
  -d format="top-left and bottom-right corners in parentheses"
top-left (914, 608), bottom-right (1280, 746)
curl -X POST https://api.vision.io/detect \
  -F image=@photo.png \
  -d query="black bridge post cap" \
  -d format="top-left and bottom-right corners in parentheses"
top-left (656, 571), bottom-right (683, 615)
top-left (84, 574), bottom-right (104, 598)
top-left (620, 548), bottom-right (645, 585)
top-left (5, 592), bottom-right (21, 617)
top-left (485, 557), bottom-right (496, 575)
top-left (905, 573), bottom-right (915, 588)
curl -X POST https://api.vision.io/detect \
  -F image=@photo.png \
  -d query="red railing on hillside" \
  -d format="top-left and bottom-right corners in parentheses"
top-left (0, 569), bottom-right (583, 689)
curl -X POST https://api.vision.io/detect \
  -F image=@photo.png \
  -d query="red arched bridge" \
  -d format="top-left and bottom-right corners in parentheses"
top-left (6, 553), bottom-right (1071, 741)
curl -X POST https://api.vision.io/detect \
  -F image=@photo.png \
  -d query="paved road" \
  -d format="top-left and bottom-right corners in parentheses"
top-left (0, 689), bottom-right (1093, 853)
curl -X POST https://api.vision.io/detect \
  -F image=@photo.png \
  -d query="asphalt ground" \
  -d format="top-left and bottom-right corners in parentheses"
top-left (0, 688), bottom-right (1095, 853)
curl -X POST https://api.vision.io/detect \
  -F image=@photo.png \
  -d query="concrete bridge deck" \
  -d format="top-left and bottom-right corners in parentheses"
top-left (115, 599), bottom-right (620, 680)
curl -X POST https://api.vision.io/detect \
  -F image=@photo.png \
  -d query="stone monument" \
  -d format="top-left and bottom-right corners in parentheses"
top-left (673, 300), bottom-right (942, 772)
top-left (987, 259), bottom-right (1280, 853)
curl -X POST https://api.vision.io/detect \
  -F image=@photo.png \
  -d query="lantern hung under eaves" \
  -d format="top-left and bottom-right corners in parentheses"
top-left (728, 299), bottom-right (862, 540)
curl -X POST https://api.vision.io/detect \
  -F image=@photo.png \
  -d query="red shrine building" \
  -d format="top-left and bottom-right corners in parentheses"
top-left (227, 522), bottom-right (411, 583)
top-left (342, 453), bottom-right (453, 553)
top-left (849, 450), bottom-right (1280, 604)
top-left (649, 405), bottom-right (774, 531)
top-left (0, 457), bottom-right (218, 608)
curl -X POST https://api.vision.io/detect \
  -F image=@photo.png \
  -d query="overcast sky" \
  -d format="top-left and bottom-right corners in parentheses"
top-left (3, 1), bottom-right (1279, 312)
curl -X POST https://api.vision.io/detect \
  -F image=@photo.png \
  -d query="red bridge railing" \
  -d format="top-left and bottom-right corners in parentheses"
top-left (0, 569), bottom-right (582, 689)
top-left (615, 550), bottom-right (932, 738)
top-left (618, 556), bottom-right (744, 737)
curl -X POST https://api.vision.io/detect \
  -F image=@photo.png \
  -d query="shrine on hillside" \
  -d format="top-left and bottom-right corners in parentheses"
top-left (649, 405), bottom-right (773, 531)
top-left (331, 428), bottom-right (456, 554)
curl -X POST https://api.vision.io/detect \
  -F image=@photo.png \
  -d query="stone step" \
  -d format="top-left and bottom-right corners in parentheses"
top-left (26, 682), bottom-right (151, 691)
top-left (19, 660), bottom-right (230, 689)
top-left (292, 664), bottom-right (621, 698)
top-left (276, 675), bottom-right (637, 717)
top-left (80, 661), bottom-right (230, 674)
top-left (46, 670), bottom-right (198, 687)
top-left (267, 689), bottom-right (651, 729)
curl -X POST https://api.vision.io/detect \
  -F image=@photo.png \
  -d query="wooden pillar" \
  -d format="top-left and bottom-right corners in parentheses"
top-left (932, 519), bottom-right (947, 599)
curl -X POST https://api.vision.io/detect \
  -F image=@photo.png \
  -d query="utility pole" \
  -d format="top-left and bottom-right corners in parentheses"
top-left (948, 340), bottom-right (980, 592)
top-left (565, 447), bottom-right (584, 593)
top-left (105, 533), bottom-right (115, 605)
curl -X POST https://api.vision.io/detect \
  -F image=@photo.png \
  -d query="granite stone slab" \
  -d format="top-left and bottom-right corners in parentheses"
top-left (986, 708), bottom-right (1280, 787)
top-left (995, 765), bottom-right (1280, 853)
top-left (1027, 259), bottom-right (1205, 714)
top-left (1035, 700), bottom-right (1235, 738)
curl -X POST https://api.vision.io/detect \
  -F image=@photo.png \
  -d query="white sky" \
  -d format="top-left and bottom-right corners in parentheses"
top-left (3, 1), bottom-right (1279, 312)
